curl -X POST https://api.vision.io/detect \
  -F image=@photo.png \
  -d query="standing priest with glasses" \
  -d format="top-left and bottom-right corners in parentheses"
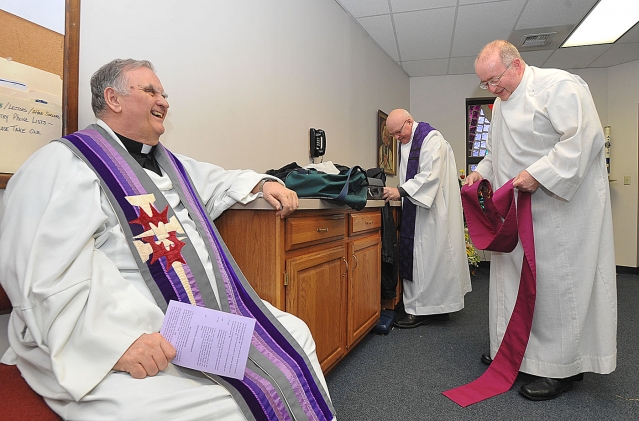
top-left (382, 108), bottom-right (471, 329)
top-left (466, 40), bottom-right (616, 401)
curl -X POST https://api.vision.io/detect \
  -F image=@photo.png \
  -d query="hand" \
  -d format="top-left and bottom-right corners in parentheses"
top-left (465, 171), bottom-right (483, 186)
top-left (262, 181), bottom-right (299, 218)
top-left (113, 333), bottom-right (176, 379)
top-left (382, 187), bottom-right (400, 203)
top-left (512, 170), bottom-right (539, 193)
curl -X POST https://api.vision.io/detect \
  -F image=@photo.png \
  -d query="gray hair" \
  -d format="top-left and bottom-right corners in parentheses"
top-left (90, 59), bottom-right (155, 118)
top-left (475, 40), bottom-right (523, 68)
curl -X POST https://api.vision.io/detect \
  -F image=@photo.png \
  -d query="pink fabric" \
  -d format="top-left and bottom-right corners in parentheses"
top-left (443, 179), bottom-right (536, 407)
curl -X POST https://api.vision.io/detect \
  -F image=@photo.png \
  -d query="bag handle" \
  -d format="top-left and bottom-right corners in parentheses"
top-left (336, 167), bottom-right (358, 201)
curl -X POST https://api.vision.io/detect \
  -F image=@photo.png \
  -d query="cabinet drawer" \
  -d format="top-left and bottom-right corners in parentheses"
top-left (349, 212), bottom-right (381, 236)
top-left (286, 214), bottom-right (345, 250)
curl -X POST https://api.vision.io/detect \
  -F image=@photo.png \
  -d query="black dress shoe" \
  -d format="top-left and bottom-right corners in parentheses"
top-left (481, 353), bottom-right (492, 365)
top-left (519, 374), bottom-right (584, 401)
top-left (429, 313), bottom-right (450, 322)
top-left (393, 313), bottom-right (429, 328)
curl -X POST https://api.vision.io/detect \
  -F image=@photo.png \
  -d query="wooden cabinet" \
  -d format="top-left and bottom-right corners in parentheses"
top-left (346, 213), bottom-right (382, 349)
top-left (215, 202), bottom-right (382, 372)
top-left (286, 246), bottom-right (347, 371)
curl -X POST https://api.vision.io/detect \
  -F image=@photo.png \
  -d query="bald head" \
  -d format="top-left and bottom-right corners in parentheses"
top-left (387, 109), bottom-right (411, 127)
top-left (386, 109), bottom-right (414, 144)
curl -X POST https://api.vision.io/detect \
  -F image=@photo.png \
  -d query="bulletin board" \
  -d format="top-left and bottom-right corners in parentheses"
top-left (465, 97), bottom-right (494, 175)
top-left (0, 58), bottom-right (63, 173)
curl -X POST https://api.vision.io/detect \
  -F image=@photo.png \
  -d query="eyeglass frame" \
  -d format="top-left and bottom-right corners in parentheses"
top-left (133, 84), bottom-right (169, 99)
top-left (478, 61), bottom-right (512, 90)
top-left (389, 119), bottom-right (409, 137)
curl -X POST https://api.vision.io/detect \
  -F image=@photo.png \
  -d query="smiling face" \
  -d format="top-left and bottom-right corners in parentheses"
top-left (104, 66), bottom-right (169, 145)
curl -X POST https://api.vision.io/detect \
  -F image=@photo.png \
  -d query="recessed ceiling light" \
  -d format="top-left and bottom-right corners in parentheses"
top-left (561, 0), bottom-right (639, 48)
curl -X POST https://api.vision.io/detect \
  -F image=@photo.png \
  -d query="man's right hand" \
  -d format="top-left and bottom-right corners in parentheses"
top-left (113, 333), bottom-right (176, 379)
top-left (465, 171), bottom-right (483, 186)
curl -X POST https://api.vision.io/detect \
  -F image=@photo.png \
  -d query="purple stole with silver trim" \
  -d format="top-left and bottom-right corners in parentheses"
top-left (58, 126), bottom-right (334, 421)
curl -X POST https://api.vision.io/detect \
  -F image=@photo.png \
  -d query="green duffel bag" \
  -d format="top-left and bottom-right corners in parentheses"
top-left (284, 166), bottom-right (369, 210)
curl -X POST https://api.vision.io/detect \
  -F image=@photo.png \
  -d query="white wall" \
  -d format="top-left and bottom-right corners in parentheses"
top-left (410, 60), bottom-right (639, 267)
top-left (0, 0), bottom-right (410, 358)
top-left (78, 0), bottom-right (410, 173)
top-left (607, 60), bottom-right (639, 267)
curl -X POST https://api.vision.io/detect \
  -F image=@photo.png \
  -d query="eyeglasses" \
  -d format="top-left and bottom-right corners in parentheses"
top-left (389, 120), bottom-right (409, 137)
top-left (478, 61), bottom-right (512, 89)
top-left (133, 84), bottom-right (169, 99)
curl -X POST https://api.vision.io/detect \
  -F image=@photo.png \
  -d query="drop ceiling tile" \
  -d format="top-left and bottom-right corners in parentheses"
top-left (544, 44), bottom-right (612, 69)
top-left (590, 43), bottom-right (639, 67)
top-left (516, 0), bottom-right (598, 29)
top-left (519, 49), bottom-right (555, 67)
top-left (335, 0), bottom-right (637, 75)
top-left (401, 58), bottom-right (449, 76)
top-left (358, 14), bottom-right (400, 61)
top-left (459, 0), bottom-right (504, 4)
top-left (452, 0), bottom-right (526, 57)
top-left (617, 23), bottom-right (639, 44)
top-left (394, 7), bottom-right (456, 61)
top-left (448, 56), bottom-right (477, 75)
top-left (335, 0), bottom-right (390, 18)
top-left (390, 0), bottom-right (457, 13)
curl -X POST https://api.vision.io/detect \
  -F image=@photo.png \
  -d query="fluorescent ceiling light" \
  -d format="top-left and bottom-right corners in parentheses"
top-left (561, 0), bottom-right (639, 48)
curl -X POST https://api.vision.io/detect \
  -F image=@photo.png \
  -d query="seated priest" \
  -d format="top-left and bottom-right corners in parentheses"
top-left (0, 58), bottom-right (335, 421)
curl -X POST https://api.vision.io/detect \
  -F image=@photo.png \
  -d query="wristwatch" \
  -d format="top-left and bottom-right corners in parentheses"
top-left (257, 179), bottom-right (275, 193)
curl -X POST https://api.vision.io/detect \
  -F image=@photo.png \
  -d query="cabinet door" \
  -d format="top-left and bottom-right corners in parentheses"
top-left (286, 246), bottom-right (346, 372)
top-left (347, 234), bottom-right (381, 348)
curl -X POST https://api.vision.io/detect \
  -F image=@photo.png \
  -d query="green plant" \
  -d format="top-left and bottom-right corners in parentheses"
top-left (465, 228), bottom-right (481, 275)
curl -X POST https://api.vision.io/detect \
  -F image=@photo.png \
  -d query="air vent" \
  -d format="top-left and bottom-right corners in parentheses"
top-left (520, 32), bottom-right (556, 48)
top-left (509, 26), bottom-right (573, 52)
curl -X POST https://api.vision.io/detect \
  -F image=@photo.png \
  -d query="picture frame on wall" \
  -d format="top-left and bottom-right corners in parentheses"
top-left (377, 109), bottom-right (396, 175)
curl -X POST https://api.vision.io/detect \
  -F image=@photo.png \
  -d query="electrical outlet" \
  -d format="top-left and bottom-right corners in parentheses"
top-left (624, 176), bottom-right (631, 185)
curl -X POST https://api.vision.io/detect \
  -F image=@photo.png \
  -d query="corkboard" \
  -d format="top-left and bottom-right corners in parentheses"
top-left (0, 10), bottom-right (64, 78)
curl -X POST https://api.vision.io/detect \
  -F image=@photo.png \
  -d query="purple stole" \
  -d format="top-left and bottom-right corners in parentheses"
top-left (443, 179), bottom-right (536, 406)
top-left (58, 125), bottom-right (334, 421)
top-left (398, 122), bottom-right (435, 281)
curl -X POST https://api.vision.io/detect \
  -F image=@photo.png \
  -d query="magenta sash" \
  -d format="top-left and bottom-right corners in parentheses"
top-left (443, 179), bottom-right (536, 407)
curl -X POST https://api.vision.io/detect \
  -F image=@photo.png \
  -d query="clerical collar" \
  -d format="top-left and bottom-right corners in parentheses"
top-left (116, 133), bottom-right (155, 155)
top-left (114, 132), bottom-right (162, 175)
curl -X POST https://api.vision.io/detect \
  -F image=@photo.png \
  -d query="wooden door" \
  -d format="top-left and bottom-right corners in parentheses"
top-left (286, 245), bottom-right (347, 372)
top-left (347, 234), bottom-right (381, 348)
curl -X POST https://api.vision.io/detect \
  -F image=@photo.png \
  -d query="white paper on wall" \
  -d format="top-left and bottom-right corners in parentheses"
top-left (0, 57), bottom-right (62, 173)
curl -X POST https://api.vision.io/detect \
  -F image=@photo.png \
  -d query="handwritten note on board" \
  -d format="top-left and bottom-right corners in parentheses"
top-left (0, 58), bottom-right (62, 173)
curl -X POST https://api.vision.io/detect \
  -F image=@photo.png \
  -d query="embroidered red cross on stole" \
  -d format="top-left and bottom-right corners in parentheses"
top-left (443, 179), bottom-right (536, 407)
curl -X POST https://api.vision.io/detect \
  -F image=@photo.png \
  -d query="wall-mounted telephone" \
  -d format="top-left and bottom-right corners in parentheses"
top-left (310, 128), bottom-right (326, 158)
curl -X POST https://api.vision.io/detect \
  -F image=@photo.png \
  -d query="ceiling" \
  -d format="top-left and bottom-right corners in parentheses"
top-left (334, 0), bottom-right (639, 77)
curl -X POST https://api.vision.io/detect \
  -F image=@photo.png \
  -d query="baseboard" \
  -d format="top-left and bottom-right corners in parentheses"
top-left (616, 266), bottom-right (639, 275)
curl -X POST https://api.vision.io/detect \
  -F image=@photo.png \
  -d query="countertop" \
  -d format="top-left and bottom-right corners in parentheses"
top-left (228, 198), bottom-right (401, 211)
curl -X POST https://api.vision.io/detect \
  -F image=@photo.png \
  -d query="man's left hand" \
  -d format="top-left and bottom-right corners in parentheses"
top-left (262, 181), bottom-right (299, 218)
top-left (512, 170), bottom-right (540, 193)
